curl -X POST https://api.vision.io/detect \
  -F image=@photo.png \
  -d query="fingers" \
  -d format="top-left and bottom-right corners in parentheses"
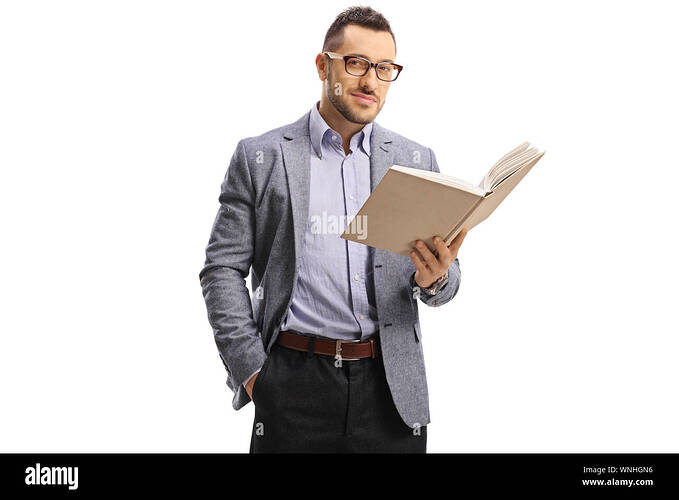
top-left (448, 227), bottom-right (468, 257)
top-left (409, 248), bottom-right (429, 274)
top-left (433, 235), bottom-right (452, 261)
top-left (411, 229), bottom-right (469, 277)
top-left (414, 240), bottom-right (440, 272)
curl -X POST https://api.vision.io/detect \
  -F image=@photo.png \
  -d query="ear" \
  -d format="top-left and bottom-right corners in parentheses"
top-left (315, 53), bottom-right (328, 81)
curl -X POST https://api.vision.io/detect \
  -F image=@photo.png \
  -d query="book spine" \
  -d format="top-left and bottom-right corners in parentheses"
top-left (443, 195), bottom-right (485, 245)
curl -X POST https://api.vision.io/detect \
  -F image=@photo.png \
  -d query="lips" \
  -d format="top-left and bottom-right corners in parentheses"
top-left (351, 92), bottom-right (377, 105)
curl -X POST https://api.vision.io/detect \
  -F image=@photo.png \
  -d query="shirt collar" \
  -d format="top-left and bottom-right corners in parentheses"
top-left (309, 101), bottom-right (372, 158)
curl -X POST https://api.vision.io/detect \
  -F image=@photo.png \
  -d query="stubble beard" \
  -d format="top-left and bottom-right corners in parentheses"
top-left (325, 70), bottom-right (379, 125)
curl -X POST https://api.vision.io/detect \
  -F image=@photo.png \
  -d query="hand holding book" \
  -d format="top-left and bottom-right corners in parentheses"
top-left (410, 228), bottom-right (468, 288)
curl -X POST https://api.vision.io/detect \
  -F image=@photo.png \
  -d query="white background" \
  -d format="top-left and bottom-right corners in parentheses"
top-left (1, 0), bottom-right (677, 453)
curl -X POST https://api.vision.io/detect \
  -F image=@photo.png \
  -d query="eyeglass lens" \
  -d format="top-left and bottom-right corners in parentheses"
top-left (345, 57), bottom-right (399, 81)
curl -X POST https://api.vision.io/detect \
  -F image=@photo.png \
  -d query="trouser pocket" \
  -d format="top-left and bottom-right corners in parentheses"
top-left (251, 347), bottom-right (276, 406)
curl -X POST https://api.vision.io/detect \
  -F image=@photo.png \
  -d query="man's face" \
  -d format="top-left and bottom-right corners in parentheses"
top-left (323, 25), bottom-right (396, 124)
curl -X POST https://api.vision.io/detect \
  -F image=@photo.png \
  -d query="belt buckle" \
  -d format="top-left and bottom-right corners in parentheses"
top-left (335, 339), bottom-right (360, 362)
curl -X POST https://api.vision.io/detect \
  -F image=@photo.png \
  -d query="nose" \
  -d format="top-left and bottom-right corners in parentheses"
top-left (358, 67), bottom-right (379, 92)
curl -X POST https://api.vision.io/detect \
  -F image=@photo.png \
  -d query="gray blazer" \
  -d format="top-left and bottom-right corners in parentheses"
top-left (199, 110), bottom-right (461, 428)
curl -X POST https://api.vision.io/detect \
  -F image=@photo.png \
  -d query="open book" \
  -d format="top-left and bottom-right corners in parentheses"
top-left (340, 142), bottom-right (545, 256)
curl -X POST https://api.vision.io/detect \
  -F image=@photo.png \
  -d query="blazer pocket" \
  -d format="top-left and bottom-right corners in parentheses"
top-left (413, 322), bottom-right (422, 343)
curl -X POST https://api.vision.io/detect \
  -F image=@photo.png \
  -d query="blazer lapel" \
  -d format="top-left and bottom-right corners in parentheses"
top-left (281, 115), bottom-right (394, 273)
top-left (281, 113), bottom-right (311, 267)
top-left (370, 122), bottom-right (402, 296)
top-left (370, 122), bottom-right (394, 192)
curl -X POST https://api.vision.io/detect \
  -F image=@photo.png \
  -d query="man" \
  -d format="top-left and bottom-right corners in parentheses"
top-left (199, 6), bottom-right (468, 453)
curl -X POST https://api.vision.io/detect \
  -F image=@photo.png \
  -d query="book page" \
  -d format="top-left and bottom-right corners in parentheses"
top-left (391, 165), bottom-right (485, 196)
top-left (482, 143), bottom-right (543, 192)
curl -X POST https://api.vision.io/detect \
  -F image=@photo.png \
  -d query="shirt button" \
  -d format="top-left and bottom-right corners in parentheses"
top-left (332, 135), bottom-right (337, 140)
top-left (349, 194), bottom-right (355, 200)
top-left (360, 314), bottom-right (365, 320)
top-left (353, 274), bottom-right (360, 281)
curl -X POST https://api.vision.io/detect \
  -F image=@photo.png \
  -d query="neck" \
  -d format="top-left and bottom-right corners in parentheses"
top-left (318, 98), bottom-right (365, 154)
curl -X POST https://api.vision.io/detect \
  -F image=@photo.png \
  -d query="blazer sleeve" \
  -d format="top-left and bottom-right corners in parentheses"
top-left (198, 139), bottom-right (267, 400)
top-left (409, 147), bottom-right (462, 307)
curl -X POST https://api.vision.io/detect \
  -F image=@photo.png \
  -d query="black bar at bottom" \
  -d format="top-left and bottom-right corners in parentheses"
top-left (0, 453), bottom-right (676, 495)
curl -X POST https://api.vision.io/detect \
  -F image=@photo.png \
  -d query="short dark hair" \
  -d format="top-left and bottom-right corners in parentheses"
top-left (322, 6), bottom-right (396, 53)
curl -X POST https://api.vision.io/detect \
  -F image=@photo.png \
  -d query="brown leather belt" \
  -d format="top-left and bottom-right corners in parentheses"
top-left (276, 330), bottom-right (380, 360)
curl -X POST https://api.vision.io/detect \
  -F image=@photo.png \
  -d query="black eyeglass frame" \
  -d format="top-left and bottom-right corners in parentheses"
top-left (323, 51), bottom-right (404, 82)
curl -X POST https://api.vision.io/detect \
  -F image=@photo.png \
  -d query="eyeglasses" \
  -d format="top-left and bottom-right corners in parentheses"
top-left (323, 52), bottom-right (403, 82)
